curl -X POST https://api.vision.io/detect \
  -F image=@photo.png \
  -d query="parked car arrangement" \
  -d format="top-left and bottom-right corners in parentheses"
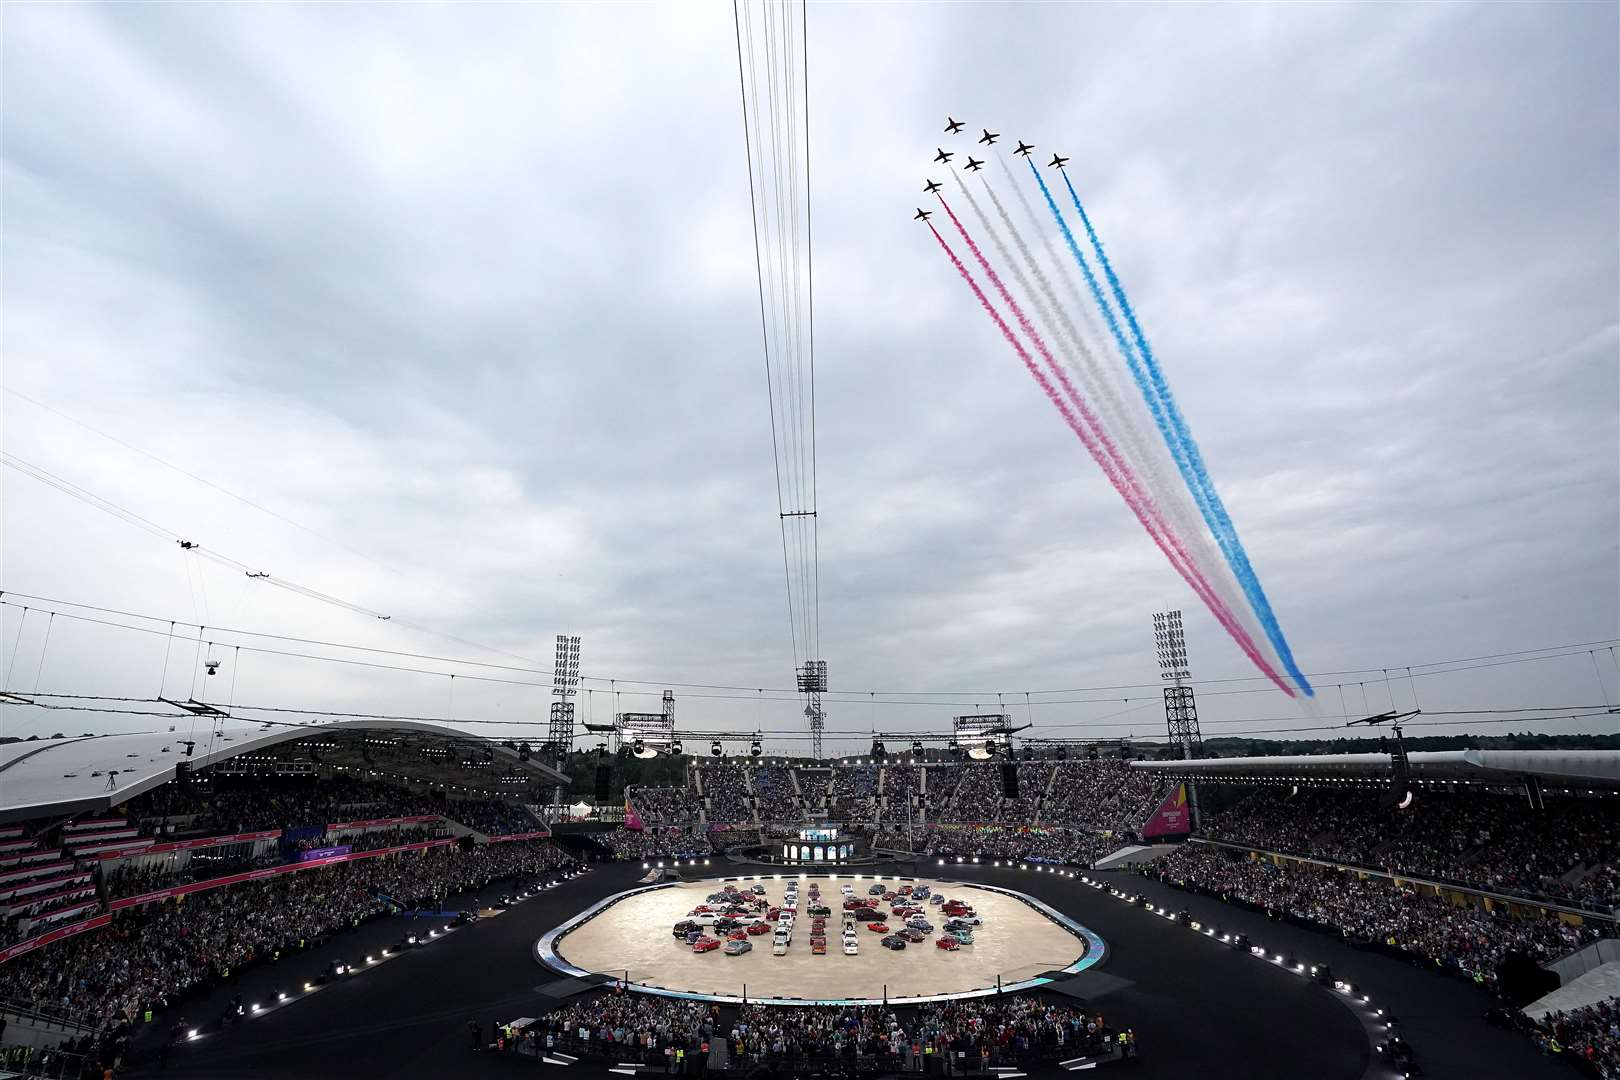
top-left (675, 880), bottom-right (984, 959)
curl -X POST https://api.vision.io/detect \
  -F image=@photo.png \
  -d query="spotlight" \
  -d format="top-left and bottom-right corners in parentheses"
top-left (711, 741), bottom-right (723, 757)
top-left (967, 743), bottom-right (992, 761)
top-left (670, 739), bottom-right (683, 756)
top-left (188, 1030), bottom-right (199, 1041)
top-left (751, 737), bottom-right (762, 756)
top-left (912, 740), bottom-right (924, 755)
top-left (872, 740), bottom-right (886, 760)
top-left (277, 992), bottom-right (287, 1001)
top-left (251, 1004), bottom-right (262, 1014)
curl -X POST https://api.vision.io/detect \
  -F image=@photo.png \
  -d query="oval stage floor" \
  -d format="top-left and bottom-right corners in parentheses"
top-left (542, 874), bottom-right (1103, 1004)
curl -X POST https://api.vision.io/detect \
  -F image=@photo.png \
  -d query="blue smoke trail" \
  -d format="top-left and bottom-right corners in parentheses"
top-left (1055, 168), bottom-right (1313, 696)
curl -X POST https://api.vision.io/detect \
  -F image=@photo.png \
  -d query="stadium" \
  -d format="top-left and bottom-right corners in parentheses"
top-left (3, 2), bottom-right (1617, 1080)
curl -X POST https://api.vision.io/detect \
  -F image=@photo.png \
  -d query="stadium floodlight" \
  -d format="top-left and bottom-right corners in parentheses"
top-left (669, 739), bottom-right (683, 756)
top-left (750, 737), bottom-right (762, 757)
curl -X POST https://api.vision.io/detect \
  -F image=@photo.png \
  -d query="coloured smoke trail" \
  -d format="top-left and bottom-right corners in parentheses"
top-left (924, 216), bottom-right (1292, 696)
top-left (916, 128), bottom-right (1310, 696)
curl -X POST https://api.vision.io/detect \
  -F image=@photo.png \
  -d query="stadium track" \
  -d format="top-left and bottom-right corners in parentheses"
top-left (135, 859), bottom-right (1565, 1080)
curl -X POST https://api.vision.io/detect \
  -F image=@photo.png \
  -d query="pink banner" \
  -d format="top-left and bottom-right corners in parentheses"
top-left (0, 914), bottom-right (111, 964)
top-left (107, 838), bottom-right (455, 911)
top-left (487, 830), bottom-right (551, 842)
top-left (326, 815), bottom-right (441, 832)
top-left (623, 804), bottom-right (644, 832)
top-left (1141, 783), bottom-right (1193, 839)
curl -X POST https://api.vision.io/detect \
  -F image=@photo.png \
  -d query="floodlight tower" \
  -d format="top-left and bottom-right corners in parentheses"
top-left (549, 634), bottom-right (582, 808)
top-left (798, 660), bottom-right (828, 760)
top-left (1153, 609), bottom-right (1201, 828)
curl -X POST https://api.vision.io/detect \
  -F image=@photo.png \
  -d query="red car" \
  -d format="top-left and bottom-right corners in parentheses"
top-left (882, 892), bottom-right (897, 902)
top-left (811, 918), bottom-right (826, 932)
top-left (746, 922), bottom-right (771, 936)
top-left (728, 930), bottom-right (749, 941)
top-left (866, 922), bottom-right (890, 933)
top-left (692, 937), bottom-right (721, 953)
top-left (843, 899), bottom-right (868, 910)
top-left (891, 906), bottom-right (918, 918)
top-left (767, 907), bottom-right (781, 921)
top-left (811, 937), bottom-right (828, 955)
top-left (898, 885), bottom-right (913, 895)
top-left (943, 903), bottom-right (972, 916)
top-left (691, 905), bottom-right (714, 914)
top-left (935, 936), bottom-right (960, 951)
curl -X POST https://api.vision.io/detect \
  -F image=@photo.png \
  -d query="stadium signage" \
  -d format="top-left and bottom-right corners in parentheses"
top-left (90, 829), bottom-right (283, 860)
top-left (326, 815), bottom-right (443, 831)
top-left (0, 914), bottom-right (111, 964)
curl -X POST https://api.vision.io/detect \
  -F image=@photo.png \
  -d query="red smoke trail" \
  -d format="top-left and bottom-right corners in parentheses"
top-left (925, 219), bottom-right (1292, 696)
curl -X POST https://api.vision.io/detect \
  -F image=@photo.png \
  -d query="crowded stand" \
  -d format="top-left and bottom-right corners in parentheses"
top-left (1202, 788), bottom-right (1620, 908)
top-left (0, 839), bottom-right (574, 1028)
top-left (794, 768), bottom-right (831, 813)
top-left (598, 826), bottom-right (713, 860)
top-left (521, 986), bottom-right (1127, 1072)
top-left (830, 763), bottom-right (880, 823)
top-left (874, 763), bottom-right (915, 824)
top-left (121, 776), bottom-right (444, 837)
top-left (1039, 760), bottom-right (1162, 833)
top-left (1151, 843), bottom-right (1610, 989)
top-left (698, 764), bottom-right (754, 825)
top-left (1515, 997), bottom-right (1620, 1077)
top-left (444, 798), bottom-right (543, 837)
top-left (945, 764), bottom-right (1004, 823)
top-left (923, 826), bottom-right (1118, 866)
top-left (626, 785), bottom-right (701, 826)
top-left (751, 765), bottom-right (800, 822)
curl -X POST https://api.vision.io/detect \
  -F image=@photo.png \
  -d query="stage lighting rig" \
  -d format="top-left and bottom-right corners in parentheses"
top-left (711, 740), bottom-right (723, 757)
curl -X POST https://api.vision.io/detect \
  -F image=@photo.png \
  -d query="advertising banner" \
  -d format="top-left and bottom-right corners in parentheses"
top-left (623, 800), bottom-right (643, 832)
top-left (108, 838), bottom-right (455, 912)
top-left (326, 815), bottom-right (442, 832)
top-left (0, 914), bottom-right (110, 964)
top-left (488, 830), bottom-right (552, 842)
top-left (1141, 783), bottom-right (1193, 839)
top-left (298, 845), bottom-right (352, 862)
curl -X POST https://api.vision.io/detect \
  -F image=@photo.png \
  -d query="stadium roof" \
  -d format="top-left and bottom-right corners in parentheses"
top-left (0, 720), bottom-right (569, 824)
top-left (1131, 749), bottom-right (1620, 790)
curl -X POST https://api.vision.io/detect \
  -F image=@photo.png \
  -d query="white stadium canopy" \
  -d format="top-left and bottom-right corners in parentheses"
top-left (0, 720), bottom-right (568, 824)
top-left (1131, 749), bottom-right (1620, 790)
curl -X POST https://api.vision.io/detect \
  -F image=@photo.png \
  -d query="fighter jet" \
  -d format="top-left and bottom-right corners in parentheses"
top-left (1048, 153), bottom-right (1070, 169)
top-left (944, 117), bottom-right (965, 134)
top-left (964, 157), bottom-right (984, 172)
top-left (923, 180), bottom-right (942, 194)
top-left (979, 129), bottom-right (999, 146)
top-left (914, 208), bottom-right (933, 221)
top-left (1014, 141), bottom-right (1035, 157)
top-left (934, 148), bottom-right (954, 164)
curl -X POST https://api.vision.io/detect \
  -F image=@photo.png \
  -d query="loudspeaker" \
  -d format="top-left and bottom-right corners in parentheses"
top-left (1001, 762), bottom-right (1019, 799)
top-left (594, 765), bottom-right (612, 802)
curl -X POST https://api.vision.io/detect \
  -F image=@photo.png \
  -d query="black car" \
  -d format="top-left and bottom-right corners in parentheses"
top-left (881, 935), bottom-right (908, 950)
top-left (672, 920), bottom-right (699, 937)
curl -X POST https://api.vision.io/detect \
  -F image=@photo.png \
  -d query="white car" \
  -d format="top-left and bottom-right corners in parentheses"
top-left (773, 940), bottom-right (789, 956)
top-left (842, 937), bottom-right (859, 955)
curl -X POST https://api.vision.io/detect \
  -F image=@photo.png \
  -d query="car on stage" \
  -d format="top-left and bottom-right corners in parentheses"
top-left (899, 928), bottom-right (926, 943)
top-left (935, 936), bottom-right (960, 951)
top-left (882, 892), bottom-right (897, 902)
top-left (842, 937), bottom-right (859, 955)
top-left (673, 920), bottom-right (699, 938)
top-left (911, 886), bottom-right (930, 899)
top-left (746, 921), bottom-right (771, 935)
top-left (751, 884), bottom-right (767, 895)
top-left (811, 936), bottom-right (827, 954)
top-left (727, 929), bottom-right (749, 941)
top-left (714, 918), bottom-right (742, 932)
top-left (942, 901), bottom-right (972, 915)
top-left (723, 939), bottom-right (752, 956)
top-left (944, 917), bottom-right (980, 931)
top-left (907, 919), bottom-right (933, 933)
top-left (811, 918), bottom-right (826, 932)
top-left (866, 922), bottom-right (890, 933)
top-left (948, 929), bottom-right (974, 944)
top-left (808, 904), bottom-right (831, 916)
top-left (891, 905), bottom-right (918, 918)
top-left (844, 898), bottom-right (870, 910)
top-left (929, 894), bottom-right (945, 906)
top-left (881, 934), bottom-right (908, 950)
top-left (768, 907), bottom-right (783, 920)
top-left (867, 884), bottom-right (885, 895)
top-left (692, 936), bottom-right (721, 953)
top-left (897, 885), bottom-right (912, 895)
top-left (772, 940), bottom-right (789, 956)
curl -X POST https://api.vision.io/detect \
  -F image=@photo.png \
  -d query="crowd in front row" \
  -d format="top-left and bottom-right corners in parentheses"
top-left (523, 984), bottom-right (1130, 1072)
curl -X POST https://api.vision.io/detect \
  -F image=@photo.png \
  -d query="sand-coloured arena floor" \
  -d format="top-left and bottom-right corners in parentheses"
top-left (554, 877), bottom-right (1086, 1000)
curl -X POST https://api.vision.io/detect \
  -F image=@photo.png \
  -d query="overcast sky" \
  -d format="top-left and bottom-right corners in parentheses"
top-left (3, 1), bottom-right (1616, 756)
